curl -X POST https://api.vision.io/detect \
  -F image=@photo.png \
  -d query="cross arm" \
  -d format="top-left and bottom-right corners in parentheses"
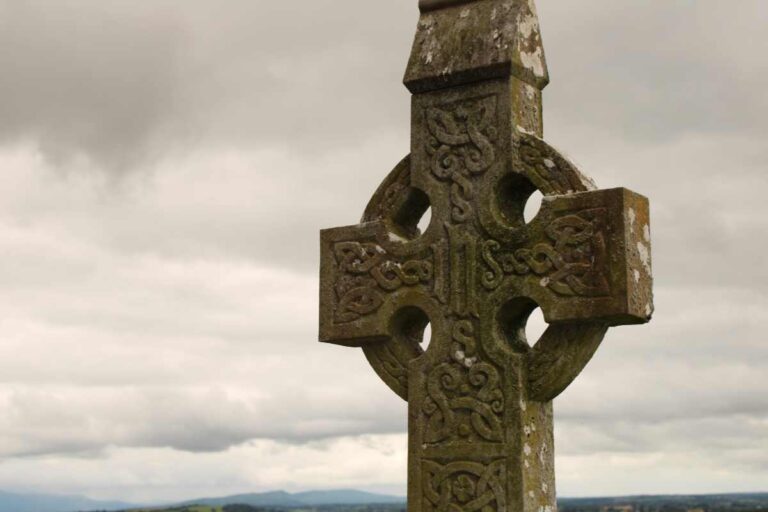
top-left (488, 186), bottom-right (654, 326)
top-left (319, 222), bottom-right (435, 347)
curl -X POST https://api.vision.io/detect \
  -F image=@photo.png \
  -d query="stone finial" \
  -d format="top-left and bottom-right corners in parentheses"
top-left (406, 0), bottom-right (549, 93)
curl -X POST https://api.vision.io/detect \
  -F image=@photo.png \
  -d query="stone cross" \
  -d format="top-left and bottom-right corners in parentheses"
top-left (319, 1), bottom-right (654, 512)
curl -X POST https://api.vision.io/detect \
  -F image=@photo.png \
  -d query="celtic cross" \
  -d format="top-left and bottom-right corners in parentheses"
top-left (319, 2), bottom-right (654, 512)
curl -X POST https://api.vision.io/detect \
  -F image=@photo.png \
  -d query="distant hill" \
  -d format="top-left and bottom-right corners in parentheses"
top-left (179, 489), bottom-right (405, 508)
top-left (294, 490), bottom-right (405, 506)
top-left (2, 487), bottom-right (766, 512)
top-left (0, 489), bottom-right (134, 512)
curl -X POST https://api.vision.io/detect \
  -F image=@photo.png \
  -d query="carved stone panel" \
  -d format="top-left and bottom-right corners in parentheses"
top-left (423, 321), bottom-right (505, 445)
top-left (422, 459), bottom-right (507, 512)
top-left (425, 94), bottom-right (499, 223)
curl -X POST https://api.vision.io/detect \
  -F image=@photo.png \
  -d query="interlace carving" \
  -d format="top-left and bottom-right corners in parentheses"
top-left (518, 135), bottom-right (595, 194)
top-left (426, 95), bottom-right (498, 223)
top-left (373, 166), bottom-right (412, 223)
top-left (334, 241), bottom-right (433, 323)
top-left (367, 341), bottom-right (410, 390)
top-left (423, 321), bottom-right (504, 444)
top-left (481, 209), bottom-right (610, 296)
top-left (423, 459), bottom-right (507, 512)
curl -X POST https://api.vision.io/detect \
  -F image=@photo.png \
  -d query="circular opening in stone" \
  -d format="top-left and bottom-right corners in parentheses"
top-left (497, 297), bottom-right (547, 352)
top-left (422, 322), bottom-right (433, 351)
top-left (524, 190), bottom-right (544, 224)
top-left (525, 306), bottom-right (547, 346)
top-left (418, 205), bottom-right (432, 235)
top-left (387, 187), bottom-right (431, 242)
top-left (496, 173), bottom-right (542, 229)
top-left (391, 306), bottom-right (432, 353)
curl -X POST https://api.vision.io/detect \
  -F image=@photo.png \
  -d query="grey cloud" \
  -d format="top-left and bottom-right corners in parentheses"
top-left (4, 0), bottom-right (767, 284)
top-left (0, 0), bottom-right (186, 170)
top-left (0, 0), bottom-right (416, 170)
top-left (2, 0), bottom-right (766, 173)
top-left (556, 415), bottom-right (768, 460)
top-left (0, 380), bottom-right (406, 457)
top-left (0, 273), bottom-right (763, 460)
top-left (540, 1), bottom-right (768, 142)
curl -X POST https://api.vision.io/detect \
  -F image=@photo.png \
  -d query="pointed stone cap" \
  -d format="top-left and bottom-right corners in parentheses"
top-left (405, 0), bottom-right (549, 93)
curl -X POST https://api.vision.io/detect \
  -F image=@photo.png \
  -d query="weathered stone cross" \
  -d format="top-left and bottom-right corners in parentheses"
top-left (319, 1), bottom-right (654, 512)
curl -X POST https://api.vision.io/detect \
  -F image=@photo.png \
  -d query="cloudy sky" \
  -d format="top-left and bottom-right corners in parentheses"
top-left (0, 0), bottom-right (766, 504)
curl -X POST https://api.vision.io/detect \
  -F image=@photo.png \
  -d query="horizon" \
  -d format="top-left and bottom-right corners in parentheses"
top-left (0, 0), bottom-right (765, 503)
top-left (5, 487), bottom-right (768, 505)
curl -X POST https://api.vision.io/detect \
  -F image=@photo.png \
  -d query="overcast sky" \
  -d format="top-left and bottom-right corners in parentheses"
top-left (0, 0), bottom-right (766, 504)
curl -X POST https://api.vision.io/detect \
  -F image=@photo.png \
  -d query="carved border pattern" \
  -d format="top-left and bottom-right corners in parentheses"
top-left (333, 241), bottom-right (433, 323)
top-left (481, 209), bottom-right (611, 297)
top-left (366, 341), bottom-right (410, 391)
top-left (426, 95), bottom-right (498, 223)
top-left (370, 166), bottom-right (412, 223)
top-left (423, 321), bottom-right (504, 444)
top-left (518, 134), bottom-right (595, 194)
top-left (423, 459), bottom-right (507, 512)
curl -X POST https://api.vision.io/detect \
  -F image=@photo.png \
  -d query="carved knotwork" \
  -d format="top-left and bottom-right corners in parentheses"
top-left (423, 321), bottom-right (504, 444)
top-left (423, 460), bottom-right (507, 512)
top-left (480, 209), bottom-right (610, 297)
top-left (517, 133), bottom-right (596, 195)
top-left (333, 241), bottom-right (433, 323)
top-left (426, 95), bottom-right (498, 223)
